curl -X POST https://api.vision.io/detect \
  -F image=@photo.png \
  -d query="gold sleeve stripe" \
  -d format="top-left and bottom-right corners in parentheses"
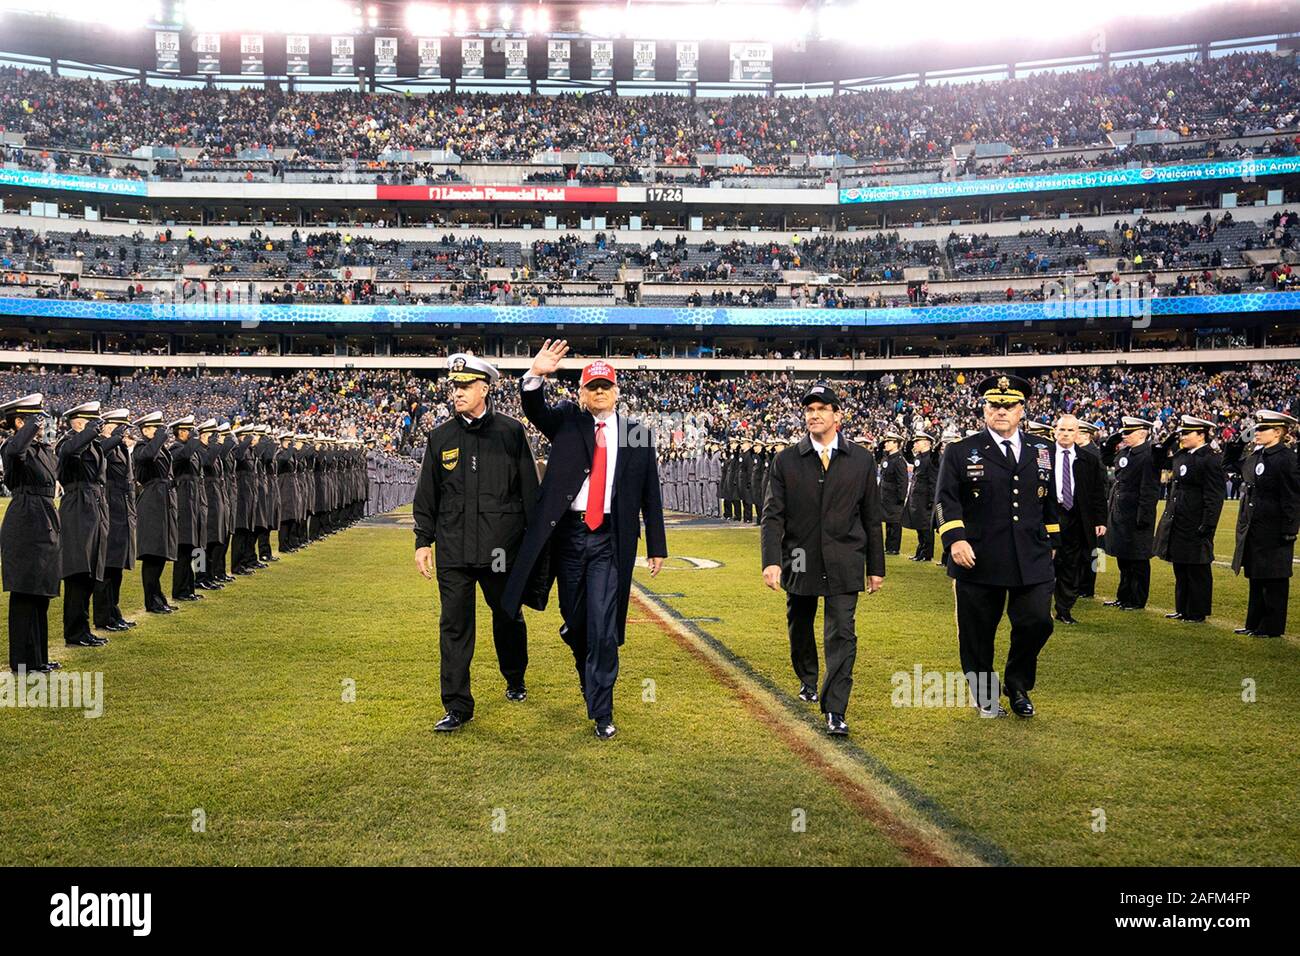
top-left (1045, 523), bottom-right (1061, 533)
top-left (938, 520), bottom-right (965, 536)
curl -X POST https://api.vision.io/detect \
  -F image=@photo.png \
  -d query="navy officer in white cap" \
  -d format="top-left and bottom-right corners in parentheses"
top-left (1231, 409), bottom-right (1300, 637)
top-left (57, 400), bottom-right (111, 648)
top-left (413, 353), bottom-right (542, 732)
top-left (1154, 415), bottom-right (1226, 623)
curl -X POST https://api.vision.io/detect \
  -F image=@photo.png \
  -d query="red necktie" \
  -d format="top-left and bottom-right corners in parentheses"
top-left (586, 421), bottom-right (607, 531)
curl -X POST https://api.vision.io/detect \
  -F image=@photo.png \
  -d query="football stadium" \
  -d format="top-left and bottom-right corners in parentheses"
top-left (0, 0), bottom-right (1296, 928)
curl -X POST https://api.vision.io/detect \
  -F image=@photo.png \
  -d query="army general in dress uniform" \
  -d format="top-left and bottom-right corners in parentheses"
top-left (413, 354), bottom-right (541, 732)
top-left (1231, 410), bottom-right (1300, 637)
top-left (935, 374), bottom-right (1060, 718)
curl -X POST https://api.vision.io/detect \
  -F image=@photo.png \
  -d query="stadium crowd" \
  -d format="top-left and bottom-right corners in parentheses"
top-left (2, 52), bottom-right (1296, 169)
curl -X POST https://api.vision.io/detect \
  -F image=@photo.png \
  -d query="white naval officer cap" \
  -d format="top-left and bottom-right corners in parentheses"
top-left (447, 352), bottom-right (500, 385)
top-left (63, 400), bottom-right (102, 421)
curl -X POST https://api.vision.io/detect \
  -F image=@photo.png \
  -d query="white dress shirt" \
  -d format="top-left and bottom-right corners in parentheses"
top-left (523, 373), bottom-right (617, 513)
top-left (988, 426), bottom-right (1021, 463)
top-left (810, 432), bottom-right (840, 461)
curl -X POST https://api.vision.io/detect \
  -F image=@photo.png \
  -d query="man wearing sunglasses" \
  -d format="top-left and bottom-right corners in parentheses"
top-left (934, 374), bottom-right (1060, 719)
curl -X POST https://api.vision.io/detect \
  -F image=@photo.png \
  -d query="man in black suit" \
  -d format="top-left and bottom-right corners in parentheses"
top-left (502, 340), bottom-right (668, 741)
top-left (1074, 421), bottom-right (1103, 597)
top-left (761, 383), bottom-right (885, 736)
top-left (935, 374), bottom-right (1060, 718)
top-left (1155, 415), bottom-right (1226, 623)
top-left (1051, 415), bottom-right (1106, 625)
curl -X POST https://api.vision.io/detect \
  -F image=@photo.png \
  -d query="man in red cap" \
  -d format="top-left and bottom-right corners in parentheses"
top-left (503, 340), bottom-right (668, 741)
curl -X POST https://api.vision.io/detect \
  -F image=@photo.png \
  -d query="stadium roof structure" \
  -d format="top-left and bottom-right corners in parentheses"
top-left (0, 0), bottom-right (1295, 89)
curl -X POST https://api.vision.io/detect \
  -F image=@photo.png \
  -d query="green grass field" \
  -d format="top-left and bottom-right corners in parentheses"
top-left (0, 499), bottom-right (1296, 866)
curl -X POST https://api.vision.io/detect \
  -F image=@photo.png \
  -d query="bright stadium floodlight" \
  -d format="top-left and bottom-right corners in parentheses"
top-left (477, 5), bottom-right (490, 29)
top-left (407, 2), bottom-right (451, 36)
top-left (0, 0), bottom-right (158, 29)
top-left (453, 6), bottom-right (469, 33)
top-left (819, 0), bottom-right (1226, 44)
top-left (611, 4), bottom-right (808, 41)
top-left (186, 0), bottom-right (362, 34)
top-left (499, 5), bottom-right (512, 29)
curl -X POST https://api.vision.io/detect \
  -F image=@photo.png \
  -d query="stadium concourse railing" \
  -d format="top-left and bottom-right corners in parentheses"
top-left (2, 291), bottom-right (1299, 327)
top-left (2, 347), bottom-right (1298, 373)
top-left (2, 154), bottom-right (1299, 209)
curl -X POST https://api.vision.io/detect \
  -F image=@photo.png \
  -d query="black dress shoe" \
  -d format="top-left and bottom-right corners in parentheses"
top-left (826, 713), bottom-right (849, 736)
top-left (798, 684), bottom-right (819, 702)
top-left (1119, 604), bottom-right (1144, 610)
top-left (505, 685), bottom-right (527, 702)
top-left (1008, 690), bottom-right (1035, 718)
top-left (1165, 612), bottom-right (1183, 619)
top-left (1103, 599), bottom-right (1124, 608)
top-left (594, 721), bottom-right (617, 741)
top-left (100, 622), bottom-right (129, 633)
top-left (174, 594), bottom-right (201, 602)
top-left (233, 568), bottom-right (254, 576)
top-left (115, 618), bottom-right (137, 628)
top-left (265, 556), bottom-right (279, 562)
top-left (977, 702), bottom-right (1009, 718)
top-left (434, 711), bottom-right (472, 732)
top-left (253, 561), bottom-right (269, 569)
top-left (44, 661), bottom-right (62, 670)
top-left (65, 636), bottom-right (103, 648)
top-left (1054, 612), bottom-right (1078, 625)
top-left (219, 574), bottom-right (236, 583)
top-left (1234, 627), bottom-right (1256, 635)
top-left (1181, 616), bottom-right (1206, 623)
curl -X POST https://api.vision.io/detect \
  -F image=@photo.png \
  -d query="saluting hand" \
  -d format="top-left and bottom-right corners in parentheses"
top-left (529, 338), bottom-right (569, 377)
top-left (414, 546), bottom-right (433, 580)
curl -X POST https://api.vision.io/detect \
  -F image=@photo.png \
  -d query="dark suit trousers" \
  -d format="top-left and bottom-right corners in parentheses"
top-left (913, 526), bottom-right (934, 561)
top-left (1173, 563), bottom-right (1213, 619)
top-left (1053, 507), bottom-right (1086, 615)
top-left (8, 593), bottom-right (51, 671)
top-left (786, 591), bottom-right (859, 715)
top-left (955, 580), bottom-right (1053, 702)
top-left (62, 572), bottom-right (96, 641)
top-left (555, 514), bottom-right (620, 723)
top-left (93, 567), bottom-right (124, 626)
top-left (1116, 558), bottom-right (1150, 608)
top-left (173, 544), bottom-right (198, 598)
top-left (884, 522), bottom-right (902, 554)
top-left (1246, 578), bottom-right (1289, 636)
top-left (436, 564), bottom-right (528, 718)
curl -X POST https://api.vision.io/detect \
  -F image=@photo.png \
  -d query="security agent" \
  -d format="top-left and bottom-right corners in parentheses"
top-left (761, 383), bottom-right (886, 736)
top-left (877, 430), bottom-right (908, 555)
top-left (934, 374), bottom-right (1060, 718)
top-left (1231, 410), bottom-right (1299, 637)
top-left (2, 393), bottom-right (63, 673)
top-left (1050, 414), bottom-right (1106, 626)
top-left (92, 408), bottom-right (139, 632)
top-left (1073, 421), bottom-right (1102, 598)
top-left (57, 401), bottom-right (111, 648)
top-left (1154, 415), bottom-right (1226, 623)
top-left (133, 411), bottom-right (179, 613)
top-left (414, 353), bottom-right (541, 731)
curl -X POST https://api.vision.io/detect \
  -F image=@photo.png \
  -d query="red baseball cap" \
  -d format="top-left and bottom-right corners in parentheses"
top-left (581, 360), bottom-right (617, 387)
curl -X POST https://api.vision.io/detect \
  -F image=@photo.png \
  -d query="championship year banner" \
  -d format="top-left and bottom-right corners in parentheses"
top-left (462, 39), bottom-right (484, 78)
top-left (155, 31), bottom-right (180, 73)
top-left (729, 42), bottom-right (772, 82)
top-left (418, 38), bottom-right (441, 78)
top-left (286, 35), bottom-right (310, 76)
top-left (676, 41), bottom-right (698, 81)
top-left (194, 33), bottom-right (221, 75)
top-left (374, 37), bottom-right (398, 78)
top-left (591, 40), bottom-right (614, 80)
top-left (633, 41), bottom-right (656, 81)
top-left (331, 36), bottom-right (354, 76)
top-left (240, 35), bottom-right (264, 76)
top-left (547, 40), bottom-right (570, 79)
top-left (504, 39), bottom-right (528, 79)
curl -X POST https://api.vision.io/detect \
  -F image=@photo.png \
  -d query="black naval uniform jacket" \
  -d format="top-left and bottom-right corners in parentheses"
top-left (134, 427), bottom-right (178, 562)
top-left (1232, 442), bottom-right (1300, 579)
top-left (903, 450), bottom-right (937, 531)
top-left (760, 436), bottom-right (887, 596)
top-left (935, 430), bottom-right (1061, 587)
top-left (1, 417), bottom-right (62, 596)
top-left (1101, 436), bottom-right (1160, 561)
top-left (878, 450), bottom-right (908, 524)
top-left (413, 408), bottom-right (539, 569)
top-left (1154, 445), bottom-right (1225, 565)
top-left (56, 423), bottom-right (110, 581)
top-left (101, 431), bottom-right (138, 570)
